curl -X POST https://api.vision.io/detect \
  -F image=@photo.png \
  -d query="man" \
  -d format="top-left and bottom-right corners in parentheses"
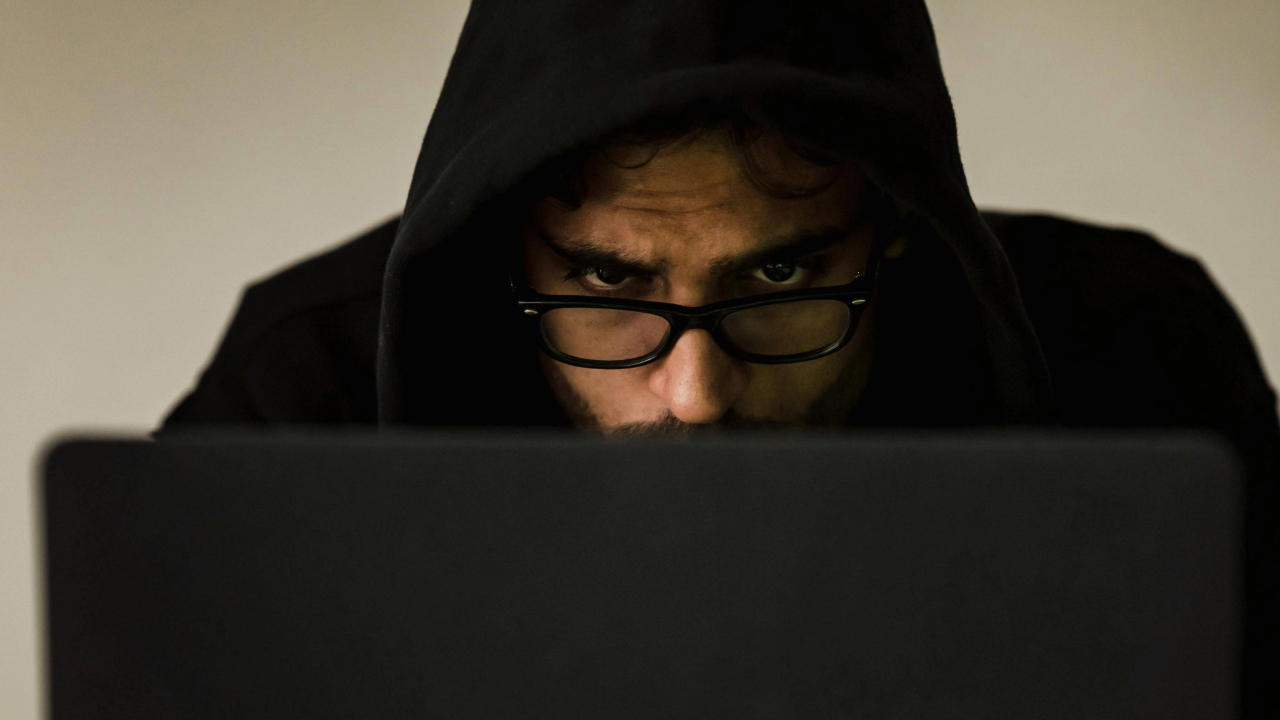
top-left (161, 0), bottom-right (1277, 714)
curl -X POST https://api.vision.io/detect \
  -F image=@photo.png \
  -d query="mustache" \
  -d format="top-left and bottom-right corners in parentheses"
top-left (601, 410), bottom-right (797, 437)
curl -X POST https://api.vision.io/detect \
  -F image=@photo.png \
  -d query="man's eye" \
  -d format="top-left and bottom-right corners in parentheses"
top-left (586, 267), bottom-right (629, 286)
top-left (755, 262), bottom-right (800, 284)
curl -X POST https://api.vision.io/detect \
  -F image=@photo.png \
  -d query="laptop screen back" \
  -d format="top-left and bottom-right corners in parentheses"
top-left (43, 432), bottom-right (1240, 720)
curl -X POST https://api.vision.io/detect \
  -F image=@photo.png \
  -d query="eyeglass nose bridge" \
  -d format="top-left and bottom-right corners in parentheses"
top-left (653, 309), bottom-right (731, 358)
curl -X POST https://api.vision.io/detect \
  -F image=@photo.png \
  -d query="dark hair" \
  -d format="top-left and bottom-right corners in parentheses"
top-left (531, 100), bottom-right (848, 211)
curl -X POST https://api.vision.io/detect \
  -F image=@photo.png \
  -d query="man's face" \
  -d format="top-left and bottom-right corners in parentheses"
top-left (521, 127), bottom-right (877, 433)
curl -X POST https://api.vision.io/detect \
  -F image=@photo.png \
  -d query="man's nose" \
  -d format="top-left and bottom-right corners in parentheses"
top-left (647, 329), bottom-right (748, 424)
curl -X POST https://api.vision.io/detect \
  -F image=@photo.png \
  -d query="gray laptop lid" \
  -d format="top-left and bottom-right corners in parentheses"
top-left (43, 432), bottom-right (1240, 720)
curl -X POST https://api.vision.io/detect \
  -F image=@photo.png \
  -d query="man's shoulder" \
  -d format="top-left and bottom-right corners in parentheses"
top-left (982, 210), bottom-right (1275, 426)
top-left (983, 211), bottom-right (1211, 297)
top-left (160, 217), bottom-right (398, 428)
top-left (231, 217), bottom-right (398, 344)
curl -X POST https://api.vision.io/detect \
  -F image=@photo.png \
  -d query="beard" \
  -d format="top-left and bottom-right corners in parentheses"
top-left (601, 409), bottom-right (791, 436)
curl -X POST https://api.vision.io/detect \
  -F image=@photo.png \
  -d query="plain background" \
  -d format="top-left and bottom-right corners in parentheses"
top-left (2, 1), bottom-right (1276, 717)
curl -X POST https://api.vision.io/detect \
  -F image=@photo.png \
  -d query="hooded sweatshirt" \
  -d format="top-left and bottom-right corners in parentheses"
top-left (160, 0), bottom-right (1277, 714)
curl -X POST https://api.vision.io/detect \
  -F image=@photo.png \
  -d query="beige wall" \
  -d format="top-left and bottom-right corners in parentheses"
top-left (2, 1), bottom-right (1275, 716)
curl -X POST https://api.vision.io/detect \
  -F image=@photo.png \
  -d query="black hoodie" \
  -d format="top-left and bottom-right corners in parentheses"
top-left (161, 0), bottom-right (1277, 714)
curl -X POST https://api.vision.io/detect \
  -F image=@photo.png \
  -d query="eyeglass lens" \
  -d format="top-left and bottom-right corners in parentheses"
top-left (541, 307), bottom-right (672, 362)
top-left (539, 300), bottom-right (852, 363)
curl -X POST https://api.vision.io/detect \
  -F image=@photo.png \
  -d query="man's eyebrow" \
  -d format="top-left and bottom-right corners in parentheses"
top-left (711, 226), bottom-right (855, 275)
top-left (538, 231), bottom-right (665, 275)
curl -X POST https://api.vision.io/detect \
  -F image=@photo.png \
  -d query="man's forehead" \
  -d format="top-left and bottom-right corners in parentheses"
top-left (579, 127), bottom-right (860, 211)
top-left (543, 202), bottom-right (793, 258)
top-left (536, 215), bottom-right (859, 281)
top-left (592, 188), bottom-right (741, 215)
top-left (532, 131), bottom-right (868, 269)
top-left (541, 184), bottom-right (858, 251)
top-left (582, 158), bottom-right (745, 212)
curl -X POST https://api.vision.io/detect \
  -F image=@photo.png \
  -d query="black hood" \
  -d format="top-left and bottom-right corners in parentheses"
top-left (378, 0), bottom-right (1055, 426)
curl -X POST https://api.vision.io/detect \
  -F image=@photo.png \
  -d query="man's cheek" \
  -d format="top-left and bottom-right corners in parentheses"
top-left (731, 368), bottom-right (802, 419)
top-left (735, 364), bottom-right (837, 420)
top-left (575, 367), bottom-right (663, 424)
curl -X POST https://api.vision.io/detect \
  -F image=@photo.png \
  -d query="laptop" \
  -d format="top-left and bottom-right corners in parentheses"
top-left (43, 431), bottom-right (1240, 719)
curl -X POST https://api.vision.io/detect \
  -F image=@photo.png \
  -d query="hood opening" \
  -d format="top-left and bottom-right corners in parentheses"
top-left (378, 0), bottom-right (1055, 426)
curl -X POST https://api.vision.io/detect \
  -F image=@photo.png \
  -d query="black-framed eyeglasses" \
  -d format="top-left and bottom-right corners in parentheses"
top-left (511, 192), bottom-right (897, 369)
top-left (513, 275), bottom-right (875, 369)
